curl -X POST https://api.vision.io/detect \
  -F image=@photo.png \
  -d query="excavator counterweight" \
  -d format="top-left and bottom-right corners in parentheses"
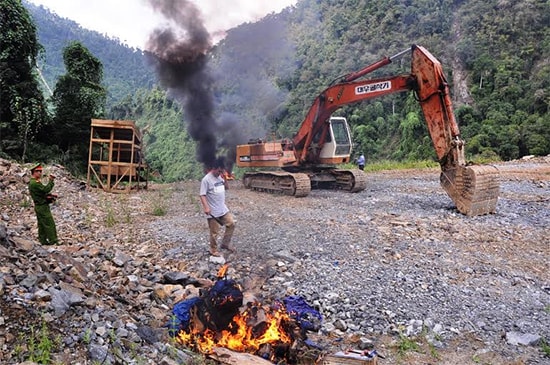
top-left (235, 45), bottom-right (500, 216)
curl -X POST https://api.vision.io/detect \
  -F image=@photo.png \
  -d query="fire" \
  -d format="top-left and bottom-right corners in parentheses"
top-left (217, 264), bottom-right (229, 278)
top-left (169, 268), bottom-right (319, 362)
top-left (222, 169), bottom-right (235, 180)
top-left (176, 301), bottom-right (294, 359)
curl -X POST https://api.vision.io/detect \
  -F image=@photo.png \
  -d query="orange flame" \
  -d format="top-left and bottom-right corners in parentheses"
top-left (222, 170), bottom-right (235, 180)
top-left (176, 301), bottom-right (293, 357)
top-left (217, 264), bottom-right (229, 278)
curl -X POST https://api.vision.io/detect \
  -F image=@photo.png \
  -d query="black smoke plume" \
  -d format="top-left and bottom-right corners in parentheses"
top-left (144, 1), bottom-right (295, 173)
top-left (144, 0), bottom-right (223, 169)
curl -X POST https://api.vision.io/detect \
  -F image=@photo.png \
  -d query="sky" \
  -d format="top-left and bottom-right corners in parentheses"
top-left (27, 0), bottom-right (298, 49)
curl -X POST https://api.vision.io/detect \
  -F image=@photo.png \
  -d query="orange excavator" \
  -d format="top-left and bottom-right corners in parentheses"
top-left (235, 44), bottom-right (500, 216)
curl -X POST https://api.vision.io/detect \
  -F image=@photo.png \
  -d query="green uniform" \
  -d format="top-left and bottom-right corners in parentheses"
top-left (28, 177), bottom-right (58, 245)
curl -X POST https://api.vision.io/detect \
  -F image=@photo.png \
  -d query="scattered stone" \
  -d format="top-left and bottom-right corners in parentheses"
top-left (0, 157), bottom-right (548, 364)
top-left (506, 331), bottom-right (542, 346)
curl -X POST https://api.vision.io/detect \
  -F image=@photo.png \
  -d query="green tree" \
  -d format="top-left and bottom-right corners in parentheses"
top-left (133, 88), bottom-right (202, 182)
top-left (524, 113), bottom-right (550, 156)
top-left (51, 41), bottom-right (106, 173)
top-left (0, 0), bottom-right (49, 161)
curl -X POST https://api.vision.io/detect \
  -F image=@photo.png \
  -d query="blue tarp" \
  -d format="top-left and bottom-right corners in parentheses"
top-left (167, 297), bottom-right (203, 336)
top-left (283, 295), bottom-right (323, 331)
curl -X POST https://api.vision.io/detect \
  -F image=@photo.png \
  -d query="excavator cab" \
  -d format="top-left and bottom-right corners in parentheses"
top-left (318, 117), bottom-right (353, 163)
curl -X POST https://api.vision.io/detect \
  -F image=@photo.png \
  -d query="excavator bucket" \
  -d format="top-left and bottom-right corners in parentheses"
top-left (440, 164), bottom-right (500, 216)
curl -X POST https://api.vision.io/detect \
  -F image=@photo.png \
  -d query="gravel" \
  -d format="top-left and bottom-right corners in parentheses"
top-left (149, 158), bottom-right (550, 363)
top-left (1, 157), bottom-right (549, 364)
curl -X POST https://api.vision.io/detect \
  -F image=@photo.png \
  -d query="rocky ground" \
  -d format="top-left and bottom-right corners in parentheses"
top-left (0, 156), bottom-right (549, 365)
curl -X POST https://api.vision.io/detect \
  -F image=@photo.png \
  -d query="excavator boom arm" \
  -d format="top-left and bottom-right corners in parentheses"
top-left (293, 75), bottom-right (414, 161)
top-left (293, 45), bottom-right (460, 164)
top-left (410, 45), bottom-right (462, 164)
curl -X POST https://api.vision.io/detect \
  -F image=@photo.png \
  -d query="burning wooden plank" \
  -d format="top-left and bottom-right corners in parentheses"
top-left (209, 346), bottom-right (274, 365)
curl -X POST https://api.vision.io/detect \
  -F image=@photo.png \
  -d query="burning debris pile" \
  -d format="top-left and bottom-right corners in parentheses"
top-left (168, 265), bottom-right (323, 364)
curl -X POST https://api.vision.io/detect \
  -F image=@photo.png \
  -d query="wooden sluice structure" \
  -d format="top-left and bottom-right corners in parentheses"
top-left (87, 119), bottom-right (148, 193)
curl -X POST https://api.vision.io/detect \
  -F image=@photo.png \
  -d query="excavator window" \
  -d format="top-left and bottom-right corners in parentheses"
top-left (331, 119), bottom-right (352, 155)
top-left (332, 121), bottom-right (349, 144)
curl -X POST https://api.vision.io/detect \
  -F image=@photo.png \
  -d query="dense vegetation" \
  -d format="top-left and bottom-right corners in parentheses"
top-left (252, 0), bottom-right (550, 164)
top-left (49, 41), bottom-right (107, 172)
top-left (1, 0), bottom-right (548, 180)
top-left (0, 0), bottom-right (48, 161)
top-left (25, 1), bottom-right (155, 107)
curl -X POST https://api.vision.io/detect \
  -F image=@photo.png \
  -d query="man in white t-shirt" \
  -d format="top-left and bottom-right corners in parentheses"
top-left (199, 160), bottom-right (236, 256)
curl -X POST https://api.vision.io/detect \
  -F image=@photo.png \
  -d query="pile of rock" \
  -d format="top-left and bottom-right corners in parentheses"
top-left (0, 159), bottom-right (207, 364)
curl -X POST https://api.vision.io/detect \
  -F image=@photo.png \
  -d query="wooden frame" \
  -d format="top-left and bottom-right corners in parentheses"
top-left (87, 119), bottom-right (148, 193)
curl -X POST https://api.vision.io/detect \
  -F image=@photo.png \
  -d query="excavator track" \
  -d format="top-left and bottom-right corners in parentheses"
top-left (242, 171), bottom-right (311, 197)
top-left (440, 165), bottom-right (500, 216)
top-left (331, 169), bottom-right (368, 192)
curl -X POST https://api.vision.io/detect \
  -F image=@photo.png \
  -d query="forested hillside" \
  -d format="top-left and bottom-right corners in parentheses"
top-left (5, 0), bottom-right (549, 181)
top-left (216, 0), bottom-right (549, 165)
top-left (24, 1), bottom-right (156, 107)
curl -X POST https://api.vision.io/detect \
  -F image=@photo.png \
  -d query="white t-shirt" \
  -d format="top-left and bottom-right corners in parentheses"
top-left (200, 172), bottom-right (229, 218)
